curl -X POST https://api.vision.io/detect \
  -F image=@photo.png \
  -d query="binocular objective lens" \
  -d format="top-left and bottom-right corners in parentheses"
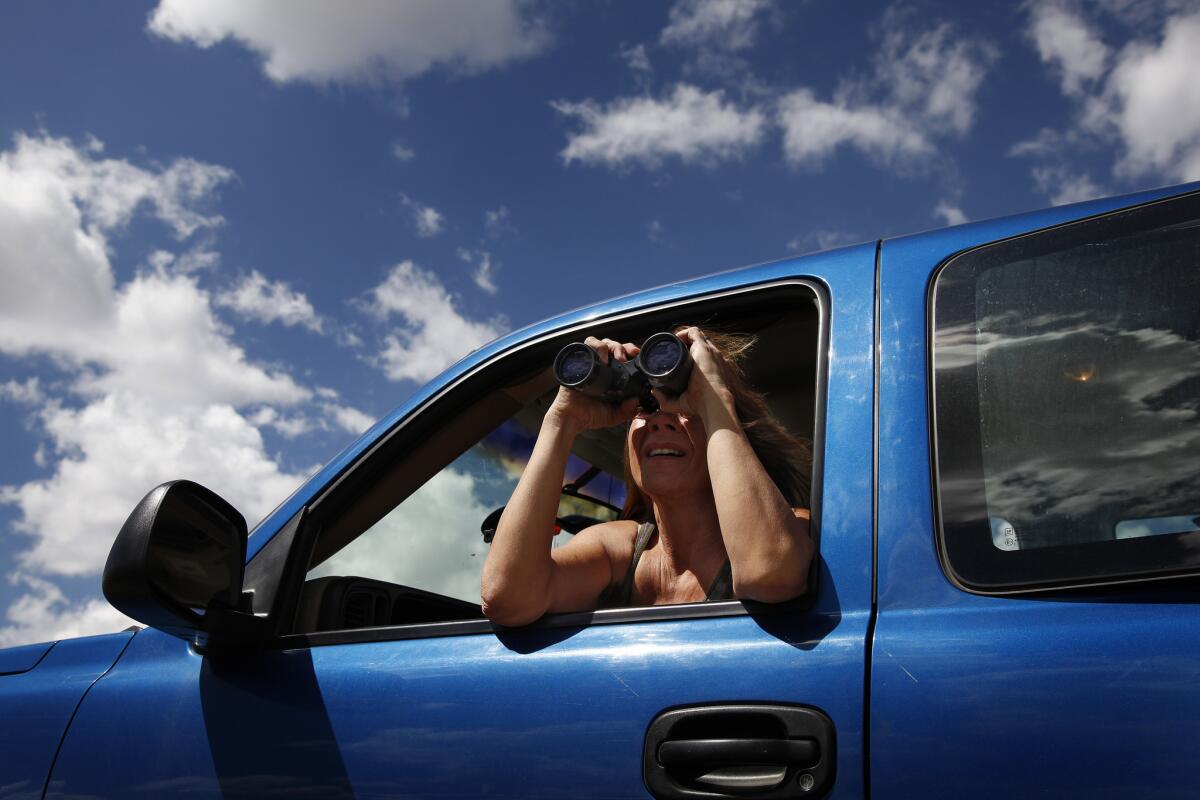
top-left (558, 347), bottom-right (594, 384)
top-left (642, 338), bottom-right (683, 375)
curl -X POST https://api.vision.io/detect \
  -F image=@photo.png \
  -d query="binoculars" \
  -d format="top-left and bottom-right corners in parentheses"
top-left (553, 332), bottom-right (692, 412)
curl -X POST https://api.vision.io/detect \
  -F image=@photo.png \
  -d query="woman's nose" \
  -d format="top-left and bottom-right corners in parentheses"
top-left (646, 412), bottom-right (679, 431)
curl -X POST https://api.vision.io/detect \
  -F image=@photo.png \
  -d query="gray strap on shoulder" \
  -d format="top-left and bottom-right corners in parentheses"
top-left (610, 522), bottom-right (655, 606)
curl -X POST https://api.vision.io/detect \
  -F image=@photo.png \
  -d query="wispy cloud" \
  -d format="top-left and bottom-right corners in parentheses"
top-left (777, 17), bottom-right (996, 171)
top-left (786, 229), bottom-right (859, 253)
top-left (400, 193), bottom-right (445, 237)
top-left (933, 201), bottom-right (969, 226)
top-left (660, 0), bottom-right (773, 52)
top-left (458, 248), bottom-right (500, 295)
top-left (483, 205), bottom-right (515, 239)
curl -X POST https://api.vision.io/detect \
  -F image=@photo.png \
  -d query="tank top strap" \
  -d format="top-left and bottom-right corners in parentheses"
top-left (705, 559), bottom-right (733, 601)
top-left (597, 521), bottom-right (655, 609)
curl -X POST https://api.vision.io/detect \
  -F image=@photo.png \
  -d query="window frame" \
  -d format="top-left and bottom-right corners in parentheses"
top-left (928, 189), bottom-right (1200, 596)
top-left (269, 278), bottom-right (831, 648)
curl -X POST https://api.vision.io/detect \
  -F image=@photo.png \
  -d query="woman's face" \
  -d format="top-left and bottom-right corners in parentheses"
top-left (626, 409), bottom-right (710, 499)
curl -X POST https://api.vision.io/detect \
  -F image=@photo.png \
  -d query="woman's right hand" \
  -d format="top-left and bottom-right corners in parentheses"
top-left (546, 337), bottom-right (641, 433)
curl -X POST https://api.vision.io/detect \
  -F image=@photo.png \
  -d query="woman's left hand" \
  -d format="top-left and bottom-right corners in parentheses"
top-left (651, 327), bottom-right (736, 423)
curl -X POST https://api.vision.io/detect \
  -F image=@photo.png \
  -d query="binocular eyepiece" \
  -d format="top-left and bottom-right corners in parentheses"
top-left (553, 332), bottom-right (692, 412)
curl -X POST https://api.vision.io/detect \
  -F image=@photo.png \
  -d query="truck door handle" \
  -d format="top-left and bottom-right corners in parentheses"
top-left (658, 738), bottom-right (819, 792)
top-left (659, 738), bottom-right (818, 767)
top-left (644, 705), bottom-right (835, 799)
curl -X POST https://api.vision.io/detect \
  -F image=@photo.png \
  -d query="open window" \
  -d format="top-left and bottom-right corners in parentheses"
top-left (289, 282), bottom-right (825, 639)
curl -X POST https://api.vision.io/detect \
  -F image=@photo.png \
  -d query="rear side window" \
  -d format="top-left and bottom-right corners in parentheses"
top-left (931, 192), bottom-right (1200, 592)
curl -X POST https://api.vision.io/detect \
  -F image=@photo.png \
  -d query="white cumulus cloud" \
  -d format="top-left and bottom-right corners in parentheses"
top-left (1104, 11), bottom-right (1200, 181)
top-left (1016, 6), bottom-right (1200, 198)
top-left (778, 89), bottom-right (931, 167)
top-left (0, 574), bottom-right (134, 648)
top-left (554, 83), bottom-right (766, 169)
top-left (216, 270), bottom-right (324, 333)
top-left (147, 0), bottom-right (549, 87)
top-left (1028, 2), bottom-right (1110, 96)
top-left (4, 392), bottom-right (308, 576)
top-left (368, 260), bottom-right (504, 383)
top-left (0, 133), bottom-right (315, 645)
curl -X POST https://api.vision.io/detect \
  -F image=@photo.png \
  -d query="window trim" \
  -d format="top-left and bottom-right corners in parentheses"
top-left (267, 278), bottom-right (831, 647)
top-left (928, 189), bottom-right (1200, 596)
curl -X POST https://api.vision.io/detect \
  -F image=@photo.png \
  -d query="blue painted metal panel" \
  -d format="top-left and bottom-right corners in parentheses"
top-left (871, 183), bottom-right (1200, 798)
top-left (0, 640), bottom-right (54, 676)
top-left (50, 244), bottom-right (876, 798)
top-left (52, 613), bottom-right (867, 798)
top-left (0, 631), bottom-right (133, 800)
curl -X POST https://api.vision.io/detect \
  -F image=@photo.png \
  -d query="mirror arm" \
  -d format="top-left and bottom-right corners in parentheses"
top-left (194, 604), bottom-right (270, 654)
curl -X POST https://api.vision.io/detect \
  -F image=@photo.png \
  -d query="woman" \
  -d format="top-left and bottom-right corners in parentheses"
top-left (481, 326), bottom-right (813, 626)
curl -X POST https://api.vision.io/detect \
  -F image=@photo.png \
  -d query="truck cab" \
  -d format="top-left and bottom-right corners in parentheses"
top-left (3, 184), bottom-right (1199, 799)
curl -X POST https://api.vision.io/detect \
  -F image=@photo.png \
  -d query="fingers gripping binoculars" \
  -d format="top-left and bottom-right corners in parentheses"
top-left (553, 332), bottom-right (693, 412)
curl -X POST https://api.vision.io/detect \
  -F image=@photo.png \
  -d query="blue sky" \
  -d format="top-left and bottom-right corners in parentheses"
top-left (1, 0), bottom-right (1198, 645)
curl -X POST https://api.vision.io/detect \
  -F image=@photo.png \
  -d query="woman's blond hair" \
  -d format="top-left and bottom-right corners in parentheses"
top-left (619, 326), bottom-right (812, 521)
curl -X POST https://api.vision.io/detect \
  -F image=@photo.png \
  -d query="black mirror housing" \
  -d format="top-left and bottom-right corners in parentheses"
top-left (103, 480), bottom-right (258, 646)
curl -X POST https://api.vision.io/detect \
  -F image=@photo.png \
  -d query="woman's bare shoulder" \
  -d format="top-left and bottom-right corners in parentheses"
top-left (568, 519), bottom-right (640, 563)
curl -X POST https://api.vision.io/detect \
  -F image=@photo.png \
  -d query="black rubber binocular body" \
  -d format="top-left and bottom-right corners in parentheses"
top-left (553, 332), bottom-right (693, 412)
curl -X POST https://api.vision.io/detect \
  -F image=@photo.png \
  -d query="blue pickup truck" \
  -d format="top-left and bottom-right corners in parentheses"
top-left (2, 183), bottom-right (1198, 799)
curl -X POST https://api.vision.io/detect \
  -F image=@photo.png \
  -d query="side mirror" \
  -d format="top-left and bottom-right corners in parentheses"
top-left (103, 480), bottom-right (264, 648)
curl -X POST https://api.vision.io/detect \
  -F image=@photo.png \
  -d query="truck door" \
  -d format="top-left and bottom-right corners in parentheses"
top-left (48, 245), bottom-right (875, 798)
top-left (872, 186), bottom-right (1200, 799)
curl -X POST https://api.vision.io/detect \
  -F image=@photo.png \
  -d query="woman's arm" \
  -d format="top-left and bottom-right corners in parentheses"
top-left (655, 328), bottom-right (814, 603)
top-left (481, 339), bottom-right (639, 626)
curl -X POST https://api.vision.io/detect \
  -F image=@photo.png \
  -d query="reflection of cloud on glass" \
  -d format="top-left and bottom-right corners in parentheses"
top-left (480, 420), bottom-right (537, 480)
top-left (973, 315), bottom-right (1200, 545)
top-left (480, 418), bottom-right (628, 508)
top-left (936, 310), bottom-right (1094, 370)
top-left (1114, 327), bottom-right (1200, 416)
top-left (309, 467), bottom-right (495, 602)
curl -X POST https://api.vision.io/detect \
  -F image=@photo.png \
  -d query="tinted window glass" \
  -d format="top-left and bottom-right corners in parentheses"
top-left (933, 193), bottom-right (1200, 591)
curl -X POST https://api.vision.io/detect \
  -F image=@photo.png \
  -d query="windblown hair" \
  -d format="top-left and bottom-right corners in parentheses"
top-left (620, 326), bottom-right (813, 522)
